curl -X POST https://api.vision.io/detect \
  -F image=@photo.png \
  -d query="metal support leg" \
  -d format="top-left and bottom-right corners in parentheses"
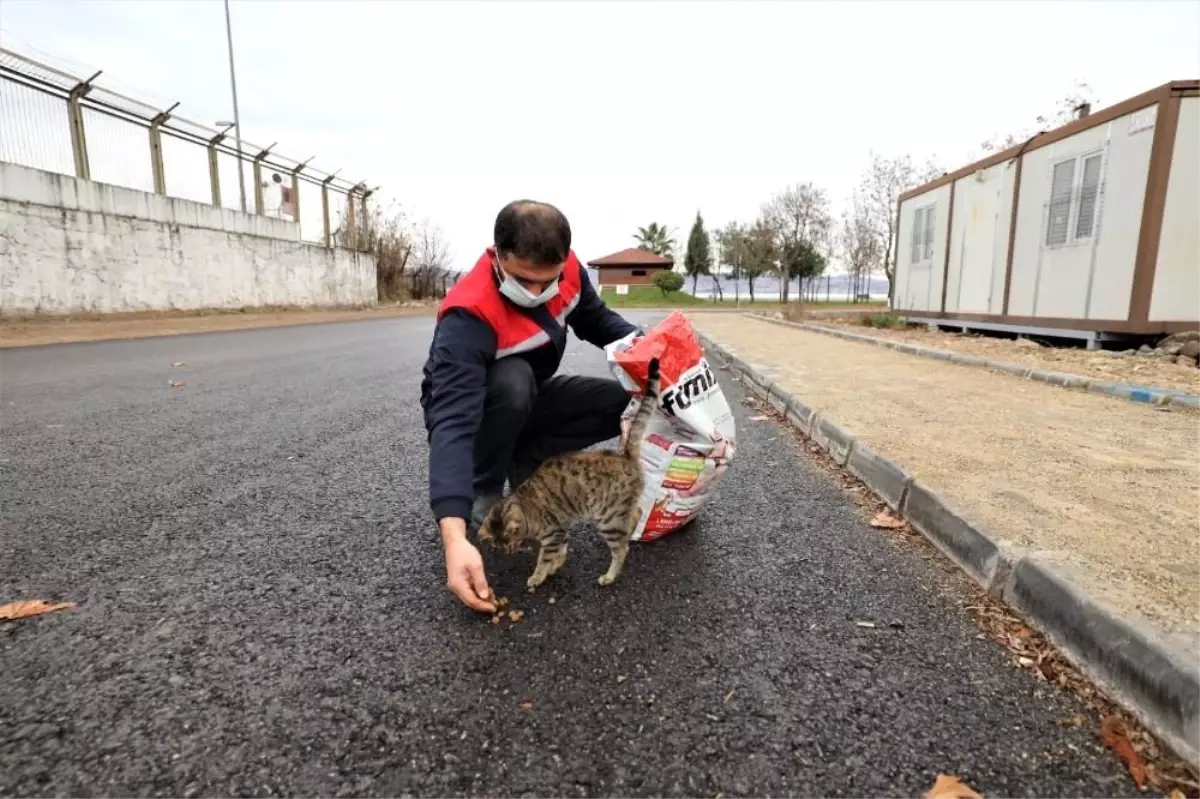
top-left (252, 142), bottom-right (276, 215)
top-left (149, 101), bottom-right (181, 195)
top-left (207, 124), bottom-right (233, 207)
top-left (66, 70), bottom-right (102, 181)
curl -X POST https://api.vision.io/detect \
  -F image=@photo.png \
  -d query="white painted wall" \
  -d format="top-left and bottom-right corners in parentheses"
top-left (1009, 104), bottom-right (1157, 321)
top-left (1150, 96), bottom-right (1200, 323)
top-left (894, 183), bottom-right (952, 312)
top-left (944, 161), bottom-right (1017, 315)
top-left (0, 162), bottom-right (376, 315)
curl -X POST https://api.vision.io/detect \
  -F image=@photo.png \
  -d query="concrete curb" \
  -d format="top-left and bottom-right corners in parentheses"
top-left (698, 331), bottom-right (1200, 767)
top-left (745, 313), bottom-right (1200, 411)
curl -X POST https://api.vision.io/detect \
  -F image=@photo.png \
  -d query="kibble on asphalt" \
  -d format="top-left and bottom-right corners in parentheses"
top-left (0, 313), bottom-right (1139, 797)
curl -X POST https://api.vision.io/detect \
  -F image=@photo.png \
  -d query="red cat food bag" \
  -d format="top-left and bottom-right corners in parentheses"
top-left (606, 311), bottom-right (738, 541)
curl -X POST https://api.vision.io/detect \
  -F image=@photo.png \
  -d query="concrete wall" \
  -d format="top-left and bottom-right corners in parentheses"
top-left (1150, 96), bottom-right (1200, 323)
top-left (944, 160), bottom-right (1017, 315)
top-left (0, 161), bottom-right (376, 315)
top-left (894, 182), bottom-right (952, 312)
top-left (1008, 105), bottom-right (1156, 321)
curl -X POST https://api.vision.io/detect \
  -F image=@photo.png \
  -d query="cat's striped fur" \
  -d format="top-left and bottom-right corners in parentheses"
top-left (479, 357), bottom-right (662, 590)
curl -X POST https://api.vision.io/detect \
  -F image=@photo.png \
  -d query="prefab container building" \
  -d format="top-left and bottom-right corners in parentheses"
top-left (892, 80), bottom-right (1198, 346)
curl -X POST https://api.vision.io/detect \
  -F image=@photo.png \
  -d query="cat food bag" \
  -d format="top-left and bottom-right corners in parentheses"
top-left (605, 311), bottom-right (737, 542)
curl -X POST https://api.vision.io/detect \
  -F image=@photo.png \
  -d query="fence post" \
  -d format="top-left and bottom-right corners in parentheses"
top-left (148, 101), bottom-right (180, 195)
top-left (251, 142), bottom-right (276, 215)
top-left (361, 185), bottom-right (380, 252)
top-left (289, 157), bottom-right (313, 224)
top-left (66, 70), bottom-right (102, 181)
top-left (206, 124), bottom-right (233, 206)
top-left (347, 182), bottom-right (365, 251)
top-left (321, 170), bottom-right (341, 248)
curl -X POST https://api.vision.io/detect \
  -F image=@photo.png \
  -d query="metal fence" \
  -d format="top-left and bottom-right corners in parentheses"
top-left (0, 46), bottom-right (373, 248)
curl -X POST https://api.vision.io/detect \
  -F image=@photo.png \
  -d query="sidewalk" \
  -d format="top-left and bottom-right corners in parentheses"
top-left (686, 311), bottom-right (1200, 662)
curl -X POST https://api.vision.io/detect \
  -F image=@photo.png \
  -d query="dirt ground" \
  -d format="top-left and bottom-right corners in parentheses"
top-left (797, 314), bottom-right (1200, 395)
top-left (688, 311), bottom-right (1200, 661)
top-left (0, 304), bottom-right (438, 348)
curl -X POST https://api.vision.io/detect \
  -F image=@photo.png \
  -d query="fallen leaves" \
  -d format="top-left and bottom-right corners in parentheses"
top-left (171, 361), bottom-right (186, 368)
top-left (869, 511), bottom-right (905, 529)
top-left (0, 599), bottom-right (77, 621)
top-left (519, 700), bottom-right (534, 711)
top-left (167, 380), bottom-right (185, 388)
top-left (1100, 714), bottom-right (1148, 789)
top-left (924, 773), bottom-right (982, 799)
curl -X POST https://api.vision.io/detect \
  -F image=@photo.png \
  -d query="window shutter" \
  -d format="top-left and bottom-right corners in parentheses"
top-left (911, 208), bottom-right (923, 263)
top-left (1074, 154), bottom-right (1102, 239)
top-left (923, 204), bottom-right (936, 260)
top-left (1046, 159), bottom-right (1075, 246)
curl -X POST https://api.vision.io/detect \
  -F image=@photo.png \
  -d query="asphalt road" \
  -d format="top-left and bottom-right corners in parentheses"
top-left (2, 314), bottom-right (1138, 797)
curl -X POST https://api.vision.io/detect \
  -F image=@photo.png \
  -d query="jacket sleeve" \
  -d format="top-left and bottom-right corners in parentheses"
top-left (566, 270), bottom-right (639, 348)
top-left (422, 309), bottom-right (497, 522)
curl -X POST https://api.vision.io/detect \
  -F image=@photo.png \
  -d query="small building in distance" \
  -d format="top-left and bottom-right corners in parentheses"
top-left (586, 248), bottom-right (675, 287)
top-left (892, 79), bottom-right (1198, 347)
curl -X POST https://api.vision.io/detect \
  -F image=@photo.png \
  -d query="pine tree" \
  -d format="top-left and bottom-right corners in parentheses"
top-left (683, 212), bottom-right (713, 296)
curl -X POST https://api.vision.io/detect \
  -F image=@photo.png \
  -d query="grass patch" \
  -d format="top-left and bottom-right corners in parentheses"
top-left (859, 311), bottom-right (907, 329)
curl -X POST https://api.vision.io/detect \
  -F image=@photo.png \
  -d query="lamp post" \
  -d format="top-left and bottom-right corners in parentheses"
top-left (222, 0), bottom-right (247, 213)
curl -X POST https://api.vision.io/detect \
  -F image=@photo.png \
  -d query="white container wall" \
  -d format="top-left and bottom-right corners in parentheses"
top-left (1150, 96), bottom-right (1200, 323)
top-left (1008, 105), bottom-right (1156, 321)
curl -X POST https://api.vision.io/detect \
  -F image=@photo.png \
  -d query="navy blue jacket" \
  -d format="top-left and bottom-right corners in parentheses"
top-left (420, 271), bottom-right (637, 522)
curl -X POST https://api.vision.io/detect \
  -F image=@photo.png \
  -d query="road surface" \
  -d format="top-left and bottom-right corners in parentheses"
top-left (1, 314), bottom-right (1137, 797)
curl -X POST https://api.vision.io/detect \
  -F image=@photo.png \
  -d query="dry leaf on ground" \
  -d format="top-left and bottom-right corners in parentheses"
top-left (1100, 714), bottom-right (1148, 788)
top-left (0, 599), bottom-right (77, 621)
top-left (869, 511), bottom-right (905, 529)
top-left (171, 361), bottom-right (186, 368)
top-left (924, 773), bottom-right (982, 799)
top-left (749, 415), bottom-right (770, 421)
top-left (519, 700), bottom-right (534, 710)
top-left (167, 380), bottom-right (184, 388)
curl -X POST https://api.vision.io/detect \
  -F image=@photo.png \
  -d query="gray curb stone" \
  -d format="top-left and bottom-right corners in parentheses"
top-left (846, 443), bottom-right (910, 512)
top-left (696, 329), bottom-right (1200, 767)
top-left (1003, 559), bottom-right (1200, 765)
top-left (746, 313), bottom-right (1200, 410)
top-left (902, 482), bottom-right (1009, 593)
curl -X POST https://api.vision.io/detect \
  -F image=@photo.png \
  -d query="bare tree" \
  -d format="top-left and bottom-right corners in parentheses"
top-left (410, 221), bottom-right (454, 299)
top-left (839, 191), bottom-right (881, 303)
top-left (979, 80), bottom-right (1098, 155)
top-left (336, 199), bottom-right (415, 303)
top-left (860, 151), bottom-right (943, 304)
top-left (762, 182), bottom-right (833, 304)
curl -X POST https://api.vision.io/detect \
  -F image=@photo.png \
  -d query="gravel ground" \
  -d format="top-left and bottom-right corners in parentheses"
top-left (807, 314), bottom-right (1200, 394)
top-left (1, 314), bottom-right (1140, 797)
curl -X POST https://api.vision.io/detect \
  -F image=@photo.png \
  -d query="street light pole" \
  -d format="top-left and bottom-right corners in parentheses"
top-left (223, 0), bottom-right (248, 213)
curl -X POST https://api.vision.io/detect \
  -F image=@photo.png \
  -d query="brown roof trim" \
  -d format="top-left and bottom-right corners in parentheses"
top-left (899, 79), bottom-right (1199, 204)
top-left (586, 248), bottom-right (675, 267)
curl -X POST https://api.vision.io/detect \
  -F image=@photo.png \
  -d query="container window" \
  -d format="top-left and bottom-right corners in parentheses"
top-left (922, 203), bottom-right (937, 260)
top-left (1074, 153), bottom-right (1103, 239)
top-left (910, 207), bottom-right (924, 263)
top-left (1046, 158), bottom-right (1076, 247)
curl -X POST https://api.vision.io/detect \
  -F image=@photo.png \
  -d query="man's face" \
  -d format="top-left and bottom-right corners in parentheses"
top-left (496, 252), bottom-right (565, 295)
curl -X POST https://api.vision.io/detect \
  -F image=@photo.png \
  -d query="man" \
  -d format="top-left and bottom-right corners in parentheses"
top-left (420, 200), bottom-right (641, 613)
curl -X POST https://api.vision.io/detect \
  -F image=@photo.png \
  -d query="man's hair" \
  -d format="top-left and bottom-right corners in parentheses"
top-left (494, 200), bottom-right (572, 266)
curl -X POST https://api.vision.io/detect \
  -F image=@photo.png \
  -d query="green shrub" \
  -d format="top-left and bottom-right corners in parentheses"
top-left (653, 270), bottom-right (685, 297)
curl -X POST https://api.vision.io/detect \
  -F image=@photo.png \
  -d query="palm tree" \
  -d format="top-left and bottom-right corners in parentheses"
top-left (633, 222), bottom-right (676, 258)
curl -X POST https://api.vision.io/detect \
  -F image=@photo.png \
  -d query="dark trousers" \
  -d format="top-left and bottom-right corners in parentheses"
top-left (473, 357), bottom-right (632, 502)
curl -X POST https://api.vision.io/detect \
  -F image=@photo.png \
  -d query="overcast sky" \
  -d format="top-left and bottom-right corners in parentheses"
top-left (1, 0), bottom-right (1198, 269)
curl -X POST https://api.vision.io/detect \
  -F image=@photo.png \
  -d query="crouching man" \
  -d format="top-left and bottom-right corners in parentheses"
top-left (420, 200), bottom-right (641, 613)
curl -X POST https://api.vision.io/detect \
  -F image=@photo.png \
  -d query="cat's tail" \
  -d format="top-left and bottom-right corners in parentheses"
top-left (622, 357), bottom-right (661, 460)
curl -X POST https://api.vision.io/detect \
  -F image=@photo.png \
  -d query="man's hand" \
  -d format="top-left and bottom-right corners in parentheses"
top-left (440, 518), bottom-right (496, 613)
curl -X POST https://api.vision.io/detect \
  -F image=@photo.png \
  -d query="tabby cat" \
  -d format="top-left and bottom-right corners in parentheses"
top-left (478, 357), bottom-right (662, 591)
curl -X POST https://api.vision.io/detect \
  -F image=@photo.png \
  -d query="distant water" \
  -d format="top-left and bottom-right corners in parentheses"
top-left (582, 269), bottom-right (889, 302)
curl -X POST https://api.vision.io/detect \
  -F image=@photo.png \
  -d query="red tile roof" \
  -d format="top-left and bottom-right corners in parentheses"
top-left (586, 248), bottom-right (675, 267)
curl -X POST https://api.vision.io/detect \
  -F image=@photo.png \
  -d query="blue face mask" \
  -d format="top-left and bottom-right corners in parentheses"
top-left (494, 258), bottom-right (559, 308)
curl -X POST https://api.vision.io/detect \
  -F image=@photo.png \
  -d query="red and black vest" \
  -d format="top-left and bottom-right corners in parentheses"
top-left (439, 248), bottom-right (584, 359)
